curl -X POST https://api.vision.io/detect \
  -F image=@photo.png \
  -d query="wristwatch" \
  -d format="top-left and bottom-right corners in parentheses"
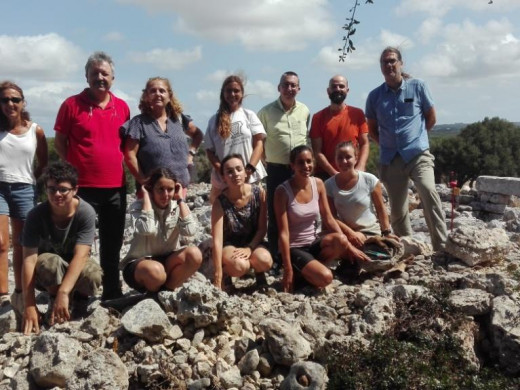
top-left (177, 198), bottom-right (185, 205)
top-left (381, 229), bottom-right (392, 236)
top-left (189, 149), bottom-right (197, 157)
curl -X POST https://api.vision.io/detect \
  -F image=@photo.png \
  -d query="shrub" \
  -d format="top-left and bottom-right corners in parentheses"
top-left (327, 285), bottom-right (520, 390)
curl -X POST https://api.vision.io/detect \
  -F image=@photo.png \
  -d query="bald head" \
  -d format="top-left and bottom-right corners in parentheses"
top-left (329, 75), bottom-right (348, 89)
top-left (327, 75), bottom-right (349, 105)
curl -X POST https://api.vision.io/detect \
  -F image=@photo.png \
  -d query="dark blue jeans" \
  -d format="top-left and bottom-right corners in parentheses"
top-left (78, 186), bottom-right (126, 299)
top-left (266, 163), bottom-right (293, 265)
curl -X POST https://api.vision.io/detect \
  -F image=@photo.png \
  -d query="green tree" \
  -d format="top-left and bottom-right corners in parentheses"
top-left (431, 117), bottom-right (520, 187)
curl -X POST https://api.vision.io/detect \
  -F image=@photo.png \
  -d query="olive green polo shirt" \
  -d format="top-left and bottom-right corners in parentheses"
top-left (258, 98), bottom-right (310, 165)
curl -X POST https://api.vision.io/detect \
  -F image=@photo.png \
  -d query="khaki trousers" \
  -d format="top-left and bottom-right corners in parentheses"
top-left (34, 253), bottom-right (103, 296)
top-left (380, 151), bottom-right (447, 251)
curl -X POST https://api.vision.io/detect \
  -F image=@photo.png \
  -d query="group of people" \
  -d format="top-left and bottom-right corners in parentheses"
top-left (0, 46), bottom-right (447, 335)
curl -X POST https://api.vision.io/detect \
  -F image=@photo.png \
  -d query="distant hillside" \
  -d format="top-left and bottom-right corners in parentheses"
top-left (431, 123), bottom-right (467, 138)
top-left (431, 122), bottom-right (520, 138)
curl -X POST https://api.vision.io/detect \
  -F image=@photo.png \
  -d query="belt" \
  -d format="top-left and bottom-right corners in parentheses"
top-left (267, 162), bottom-right (290, 169)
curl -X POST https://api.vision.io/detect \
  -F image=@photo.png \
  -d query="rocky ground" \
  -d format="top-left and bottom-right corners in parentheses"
top-left (0, 182), bottom-right (519, 389)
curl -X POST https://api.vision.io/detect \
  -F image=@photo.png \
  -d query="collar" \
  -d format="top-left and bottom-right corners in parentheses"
top-left (78, 88), bottom-right (115, 109)
top-left (276, 97), bottom-right (297, 112)
top-left (384, 77), bottom-right (407, 93)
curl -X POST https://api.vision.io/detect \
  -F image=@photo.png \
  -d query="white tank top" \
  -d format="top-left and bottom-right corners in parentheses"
top-left (0, 122), bottom-right (38, 184)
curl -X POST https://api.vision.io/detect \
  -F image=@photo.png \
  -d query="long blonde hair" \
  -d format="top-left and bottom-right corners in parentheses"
top-left (216, 75), bottom-right (244, 139)
top-left (139, 77), bottom-right (183, 121)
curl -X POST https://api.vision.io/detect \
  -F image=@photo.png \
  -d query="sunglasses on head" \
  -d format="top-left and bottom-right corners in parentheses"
top-left (0, 97), bottom-right (23, 104)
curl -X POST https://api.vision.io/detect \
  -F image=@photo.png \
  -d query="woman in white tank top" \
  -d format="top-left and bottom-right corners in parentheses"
top-left (0, 81), bottom-right (48, 307)
top-left (274, 145), bottom-right (370, 293)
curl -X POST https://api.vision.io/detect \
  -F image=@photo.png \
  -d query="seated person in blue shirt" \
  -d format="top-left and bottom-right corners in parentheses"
top-left (21, 161), bottom-right (102, 335)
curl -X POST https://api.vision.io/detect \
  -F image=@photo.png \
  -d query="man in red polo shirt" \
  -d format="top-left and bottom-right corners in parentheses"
top-left (310, 75), bottom-right (369, 180)
top-left (54, 51), bottom-right (130, 301)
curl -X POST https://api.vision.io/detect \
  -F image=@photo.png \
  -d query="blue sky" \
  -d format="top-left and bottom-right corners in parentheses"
top-left (2, 0), bottom-right (519, 136)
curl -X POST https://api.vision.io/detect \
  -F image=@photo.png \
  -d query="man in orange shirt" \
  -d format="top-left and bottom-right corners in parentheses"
top-left (310, 75), bottom-right (369, 180)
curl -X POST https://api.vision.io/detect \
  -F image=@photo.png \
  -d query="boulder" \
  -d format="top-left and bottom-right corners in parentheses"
top-left (490, 295), bottom-right (520, 375)
top-left (445, 225), bottom-right (510, 266)
top-left (449, 288), bottom-right (492, 316)
top-left (121, 299), bottom-right (173, 343)
top-left (259, 319), bottom-right (312, 366)
top-left (30, 333), bottom-right (82, 388)
top-left (280, 361), bottom-right (328, 390)
top-left (66, 349), bottom-right (128, 390)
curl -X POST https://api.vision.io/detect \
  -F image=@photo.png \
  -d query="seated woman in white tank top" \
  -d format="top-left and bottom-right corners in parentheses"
top-left (274, 145), bottom-right (370, 292)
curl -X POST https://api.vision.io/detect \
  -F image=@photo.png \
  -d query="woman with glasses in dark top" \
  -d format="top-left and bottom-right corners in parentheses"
top-left (0, 81), bottom-right (47, 308)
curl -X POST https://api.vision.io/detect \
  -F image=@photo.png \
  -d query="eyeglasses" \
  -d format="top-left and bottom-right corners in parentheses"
top-left (381, 59), bottom-right (399, 65)
top-left (280, 82), bottom-right (299, 89)
top-left (0, 97), bottom-right (23, 104)
top-left (46, 186), bottom-right (75, 195)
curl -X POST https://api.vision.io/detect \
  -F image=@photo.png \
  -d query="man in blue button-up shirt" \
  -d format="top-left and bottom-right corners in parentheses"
top-left (365, 47), bottom-right (446, 251)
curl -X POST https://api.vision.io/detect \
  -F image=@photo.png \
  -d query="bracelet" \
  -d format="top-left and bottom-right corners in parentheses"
top-left (381, 229), bottom-right (392, 236)
top-left (245, 163), bottom-right (256, 173)
top-left (177, 198), bottom-right (185, 205)
top-left (189, 149), bottom-right (197, 157)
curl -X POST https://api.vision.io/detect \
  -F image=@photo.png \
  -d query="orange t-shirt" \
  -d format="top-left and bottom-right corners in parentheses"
top-left (309, 105), bottom-right (368, 172)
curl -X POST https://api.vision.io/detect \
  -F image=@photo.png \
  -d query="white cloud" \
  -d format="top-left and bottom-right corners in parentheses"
top-left (103, 31), bottom-right (125, 41)
top-left (246, 80), bottom-right (277, 99)
top-left (196, 90), bottom-right (219, 102)
top-left (379, 30), bottom-right (414, 51)
top-left (396, 0), bottom-right (520, 17)
top-left (206, 70), bottom-right (231, 83)
top-left (128, 46), bottom-right (202, 70)
top-left (196, 79), bottom-right (276, 104)
top-left (417, 18), bottom-right (520, 81)
top-left (0, 33), bottom-right (83, 81)
top-left (117, 0), bottom-right (335, 51)
top-left (418, 17), bottom-right (442, 43)
top-left (315, 30), bottom-right (413, 71)
top-left (315, 46), bottom-right (374, 71)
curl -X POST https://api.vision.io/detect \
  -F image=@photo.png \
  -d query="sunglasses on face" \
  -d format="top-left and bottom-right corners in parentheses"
top-left (46, 186), bottom-right (75, 195)
top-left (0, 97), bottom-right (23, 104)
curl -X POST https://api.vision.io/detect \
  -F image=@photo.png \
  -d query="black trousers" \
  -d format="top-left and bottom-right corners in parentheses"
top-left (78, 186), bottom-right (126, 298)
top-left (266, 163), bottom-right (293, 265)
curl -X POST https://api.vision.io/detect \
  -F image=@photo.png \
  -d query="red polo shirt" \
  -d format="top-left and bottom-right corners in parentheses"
top-left (54, 89), bottom-right (130, 187)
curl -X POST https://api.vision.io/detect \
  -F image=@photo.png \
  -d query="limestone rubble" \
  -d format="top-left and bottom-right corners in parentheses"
top-left (0, 179), bottom-right (519, 389)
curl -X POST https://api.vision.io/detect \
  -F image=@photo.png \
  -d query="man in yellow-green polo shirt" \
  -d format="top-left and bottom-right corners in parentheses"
top-left (258, 71), bottom-right (310, 266)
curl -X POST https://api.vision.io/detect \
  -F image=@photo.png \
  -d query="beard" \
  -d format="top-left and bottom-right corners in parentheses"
top-left (328, 91), bottom-right (346, 105)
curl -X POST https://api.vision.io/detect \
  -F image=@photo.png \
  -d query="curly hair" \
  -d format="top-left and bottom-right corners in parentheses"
top-left (138, 77), bottom-right (183, 121)
top-left (43, 160), bottom-right (78, 187)
top-left (216, 75), bottom-right (244, 139)
top-left (0, 81), bottom-right (30, 129)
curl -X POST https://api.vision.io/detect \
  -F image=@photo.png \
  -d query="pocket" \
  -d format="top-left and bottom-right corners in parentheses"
top-left (403, 101), bottom-right (415, 117)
